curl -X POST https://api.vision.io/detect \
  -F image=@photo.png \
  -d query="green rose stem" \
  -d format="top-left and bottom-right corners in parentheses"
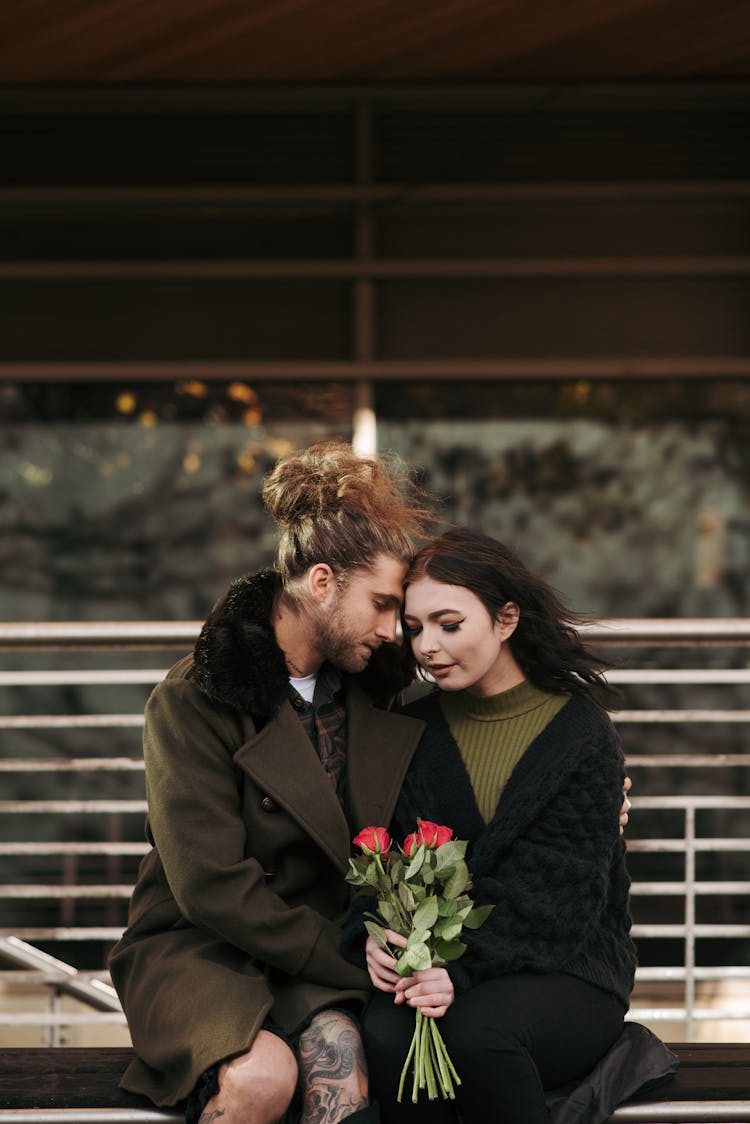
top-left (373, 851), bottom-right (409, 933)
top-left (430, 1018), bottom-right (460, 1095)
top-left (397, 1009), bottom-right (460, 1103)
top-left (397, 1018), bottom-right (418, 1103)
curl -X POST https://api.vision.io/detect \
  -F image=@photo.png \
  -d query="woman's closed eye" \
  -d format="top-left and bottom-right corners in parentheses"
top-left (403, 619), bottom-right (464, 637)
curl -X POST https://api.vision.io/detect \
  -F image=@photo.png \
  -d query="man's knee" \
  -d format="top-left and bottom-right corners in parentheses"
top-left (299, 1008), bottom-right (363, 1067)
top-left (298, 1009), bottom-right (368, 1108)
top-left (220, 1030), bottom-right (298, 1117)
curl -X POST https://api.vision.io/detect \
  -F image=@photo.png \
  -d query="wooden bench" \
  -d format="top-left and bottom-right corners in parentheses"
top-left (0, 1046), bottom-right (749, 1122)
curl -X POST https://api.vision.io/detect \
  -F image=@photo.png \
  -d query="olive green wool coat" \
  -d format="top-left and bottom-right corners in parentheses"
top-left (108, 570), bottom-right (424, 1107)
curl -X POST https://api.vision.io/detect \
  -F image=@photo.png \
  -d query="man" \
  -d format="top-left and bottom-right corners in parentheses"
top-left (109, 442), bottom-right (430, 1124)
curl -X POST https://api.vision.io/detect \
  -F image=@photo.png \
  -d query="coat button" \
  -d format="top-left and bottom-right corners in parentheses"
top-left (292, 696), bottom-right (304, 710)
top-left (261, 796), bottom-right (276, 813)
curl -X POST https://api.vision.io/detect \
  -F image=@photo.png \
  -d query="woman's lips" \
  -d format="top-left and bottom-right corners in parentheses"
top-left (428, 663), bottom-right (454, 677)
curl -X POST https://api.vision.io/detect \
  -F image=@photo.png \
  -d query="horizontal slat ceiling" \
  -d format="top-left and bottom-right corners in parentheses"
top-left (3, 95), bottom-right (750, 186)
top-left (0, 0), bottom-right (749, 83)
top-left (0, 87), bottom-right (748, 378)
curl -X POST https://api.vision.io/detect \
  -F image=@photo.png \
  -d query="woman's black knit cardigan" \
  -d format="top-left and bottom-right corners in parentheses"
top-left (345, 690), bottom-right (636, 1008)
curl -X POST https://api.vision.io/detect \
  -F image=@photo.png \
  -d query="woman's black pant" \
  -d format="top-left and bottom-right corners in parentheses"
top-left (363, 972), bottom-right (625, 1123)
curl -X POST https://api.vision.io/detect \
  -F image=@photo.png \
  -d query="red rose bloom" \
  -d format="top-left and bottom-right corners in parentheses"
top-left (352, 826), bottom-right (391, 859)
top-left (417, 819), bottom-right (454, 848)
top-left (403, 832), bottom-right (420, 857)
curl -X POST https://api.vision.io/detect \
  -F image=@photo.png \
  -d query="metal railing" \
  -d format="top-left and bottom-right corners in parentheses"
top-left (1, 619), bottom-right (749, 1043)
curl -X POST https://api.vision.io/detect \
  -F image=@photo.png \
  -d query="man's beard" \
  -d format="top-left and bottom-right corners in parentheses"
top-left (314, 604), bottom-right (372, 674)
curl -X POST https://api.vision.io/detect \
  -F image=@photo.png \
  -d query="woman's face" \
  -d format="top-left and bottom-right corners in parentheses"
top-left (403, 576), bottom-right (522, 697)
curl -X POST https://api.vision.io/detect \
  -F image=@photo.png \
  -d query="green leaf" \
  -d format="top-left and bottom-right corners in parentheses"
top-left (364, 920), bottom-right (390, 949)
top-left (364, 863), bottom-right (381, 887)
top-left (421, 866), bottom-right (435, 885)
top-left (379, 900), bottom-right (399, 928)
top-left (437, 897), bottom-right (458, 917)
top-left (434, 840), bottom-right (468, 870)
top-left (407, 928), bottom-right (430, 948)
top-left (405, 943), bottom-right (432, 972)
top-left (404, 845), bottom-right (426, 879)
top-left (443, 865), bottom-right (469, 900)
top-left (345, 856), bottom-right (370, 884)
top-left (434, 938), bottom-right (467, 962)
top-left (389, 858), bottom-right (404, 884)
top-left (434, 917), bottom-right (463, 942)
top-left (398, 881), bottom-right (416, 912)
top-left (413, 895), bottom-right (439, 932)
top-left (463, 903), bottom-right (495, 929)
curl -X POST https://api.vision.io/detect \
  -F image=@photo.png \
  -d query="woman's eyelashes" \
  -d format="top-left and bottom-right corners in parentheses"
top-left (403, 619), bottom-right (464, 637)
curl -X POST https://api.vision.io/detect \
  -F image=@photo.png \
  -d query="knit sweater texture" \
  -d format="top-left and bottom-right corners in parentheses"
top-left (389, 689), bottom-right (637, 1007)
top-left (441, 680), bottom-right (568, 822)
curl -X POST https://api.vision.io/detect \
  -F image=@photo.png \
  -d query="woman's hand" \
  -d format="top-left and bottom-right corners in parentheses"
top-left (620, 775), bottom-right (632, 834)
top-left (365, 928), bottom-right (407, 992)
top-left (395, 967), bottom-right (455, 1018)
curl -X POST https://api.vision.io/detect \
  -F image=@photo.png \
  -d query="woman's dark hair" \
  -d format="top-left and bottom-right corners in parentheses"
top-left (405, 527), bottom-right (618, 704)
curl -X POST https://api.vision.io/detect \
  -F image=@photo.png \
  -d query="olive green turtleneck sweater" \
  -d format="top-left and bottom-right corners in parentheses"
top-left (440, 680), bottom-right (569, 823)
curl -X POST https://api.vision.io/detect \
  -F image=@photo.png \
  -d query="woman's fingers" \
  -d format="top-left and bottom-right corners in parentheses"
top-left (394, 967), bottom-right (455, 1016)
top-left (365, 936), bottom-right (400, 991)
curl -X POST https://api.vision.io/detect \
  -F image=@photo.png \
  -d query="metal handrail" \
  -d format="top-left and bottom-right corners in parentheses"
top-left (1, 619), bottom-right (749, 1042)
top-left (2, 617), bottom-right (750, 648)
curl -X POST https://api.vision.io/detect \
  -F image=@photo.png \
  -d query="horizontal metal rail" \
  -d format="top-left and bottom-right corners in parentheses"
top-left (0, 939), bottom-right (121, 1013)
top-left (3, 618), bottom-right (750, 649)
top-left (0, 716), bottom-right (145, 729)
top-left (4, 667), bottom-right (750, 686)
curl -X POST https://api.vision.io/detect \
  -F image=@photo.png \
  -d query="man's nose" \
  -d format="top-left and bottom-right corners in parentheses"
top-left (376, 610), bottom-right (398, 642)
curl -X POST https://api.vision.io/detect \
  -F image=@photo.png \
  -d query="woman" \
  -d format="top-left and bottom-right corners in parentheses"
top-left (357, 528), bottom-right (671, 1123)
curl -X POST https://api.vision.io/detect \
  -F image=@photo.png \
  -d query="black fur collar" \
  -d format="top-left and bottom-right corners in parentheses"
top-left (189, 567), bottom-right (412, 719)
top-left (190, 569), bottom-right (290, 719)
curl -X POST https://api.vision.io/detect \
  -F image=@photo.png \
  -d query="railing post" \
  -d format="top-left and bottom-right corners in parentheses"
top-left (684, 805), bottom-right (696, 1041)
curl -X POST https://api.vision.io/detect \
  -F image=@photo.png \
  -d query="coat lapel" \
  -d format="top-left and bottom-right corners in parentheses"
top-left (233, 701), bottom-right (352, 873)
top-left (345, 681), bottom-right (425, 835)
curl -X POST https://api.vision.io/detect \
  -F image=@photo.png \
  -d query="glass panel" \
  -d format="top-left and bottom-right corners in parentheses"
top-left (0, 380), bottom-right (353, 620)
top-left (376, 379), bottom-right (750, 620)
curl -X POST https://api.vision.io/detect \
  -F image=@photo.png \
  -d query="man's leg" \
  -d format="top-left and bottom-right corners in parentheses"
top-left (198, 1029), bottom-right (298, 1124)
top-left (298, 1009), bottom-right (370, 1123)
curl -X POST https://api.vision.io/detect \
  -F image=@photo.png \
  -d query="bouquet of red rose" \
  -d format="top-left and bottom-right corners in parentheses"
top-left (346, 820), bottom-right (493, 1104)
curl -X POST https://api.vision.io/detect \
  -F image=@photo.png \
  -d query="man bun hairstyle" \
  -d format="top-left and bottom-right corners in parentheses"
top-left (262, 440), bottom-right (432, 582)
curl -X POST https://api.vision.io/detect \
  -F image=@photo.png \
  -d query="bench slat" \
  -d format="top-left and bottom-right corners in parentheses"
top-left (1, 1046), bottom-right (750, 1123)
top-left (0, 1052), bottom-right (151, 1112)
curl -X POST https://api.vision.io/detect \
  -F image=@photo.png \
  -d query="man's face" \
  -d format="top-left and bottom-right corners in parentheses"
top-left (316, 553), bottom-right (407, 674)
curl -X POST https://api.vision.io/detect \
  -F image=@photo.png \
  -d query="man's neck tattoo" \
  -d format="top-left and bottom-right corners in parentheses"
top-left (286, 654), bottom-right (306, 677)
